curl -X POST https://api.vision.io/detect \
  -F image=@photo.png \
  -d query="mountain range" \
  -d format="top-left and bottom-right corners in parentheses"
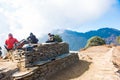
top-left (40, 28), bottom-right (120, 51)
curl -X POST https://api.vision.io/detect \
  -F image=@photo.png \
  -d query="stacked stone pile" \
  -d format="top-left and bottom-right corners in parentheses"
top-left (34, 42), bottom-right (69, 60)
top-left (11, 42), bottom-right (79, 80)
top-left (15, 42), bottom-right (69, 71)
top-left (13, 52), bottom-right (79, 80)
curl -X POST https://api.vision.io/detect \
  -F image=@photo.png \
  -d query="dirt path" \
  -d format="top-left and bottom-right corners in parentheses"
top-left (49, 46), bottom-right (120, 80)
top-left (92, 47), bottom-right (119, 80)
top-left (79, 47), bottom-right (119, 80)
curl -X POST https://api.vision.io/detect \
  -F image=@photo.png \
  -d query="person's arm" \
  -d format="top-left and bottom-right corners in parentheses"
top-left (4, 40), bottom-right (8, 50)
top-left (5, 40), bottom-right (7, 45)
top-left (27, 36), bottom-right (31, 41)
top-left (15, 38), bottom-right (19, 43)
top-left (27, 37), bottom-right (29, 40)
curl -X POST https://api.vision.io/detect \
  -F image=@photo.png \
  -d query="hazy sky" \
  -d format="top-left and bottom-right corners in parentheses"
top-left (0, 0), bottom-right (120, 48)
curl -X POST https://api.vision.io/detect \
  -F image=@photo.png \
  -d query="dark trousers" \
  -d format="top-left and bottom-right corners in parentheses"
top-left (4, 45), bottom-right (12, 52)
top-left (0, 51), bottom-right (2, 56)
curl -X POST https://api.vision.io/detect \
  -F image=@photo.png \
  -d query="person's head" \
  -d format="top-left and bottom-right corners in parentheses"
top-left (8, 33), bottom-right (13, 38)
top-left (48, 33), bottom-right (51, 36)
top-left (30, 32), bottom-right (33, 36)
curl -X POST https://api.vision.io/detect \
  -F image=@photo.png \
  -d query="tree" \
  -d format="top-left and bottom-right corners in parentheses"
top-left (54, 34), bottom-right (63, 42)
top-left (85, 36), bottom-right (106, 48)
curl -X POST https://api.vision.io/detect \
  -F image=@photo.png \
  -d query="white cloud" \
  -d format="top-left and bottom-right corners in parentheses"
top-left (0, 0), bottom-right (117, 48)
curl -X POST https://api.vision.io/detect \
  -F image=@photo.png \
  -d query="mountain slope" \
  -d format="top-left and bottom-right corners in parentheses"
top-left (60, 28), bottom-right (120, 50)
top-left (84, 28), bottom-right (120, 39)
top-left (40, 27), bottom-right (120, 51)
top-left (59, 30), bottom-right (87, 50)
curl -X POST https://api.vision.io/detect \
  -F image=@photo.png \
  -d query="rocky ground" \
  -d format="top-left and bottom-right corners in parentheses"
top-left (49, 45), bottom-right (120, 80)
top-left (0, 60), bottom-right (18, 80)
top-left (1, 45), bottom-right (120, 80)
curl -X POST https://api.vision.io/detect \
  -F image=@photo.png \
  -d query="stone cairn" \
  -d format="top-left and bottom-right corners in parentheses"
top-left (11, 42), bottom-right (79, 80)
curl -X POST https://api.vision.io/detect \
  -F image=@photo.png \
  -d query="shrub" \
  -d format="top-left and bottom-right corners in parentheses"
top-left (54, 34), bottom-right (63, 42)
top-left (85, 36), bottom-right (106, 48)
top-left (116, 36), bottom-right (120, 44)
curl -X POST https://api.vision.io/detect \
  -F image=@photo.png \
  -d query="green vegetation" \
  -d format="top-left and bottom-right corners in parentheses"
top-left (54, 34), bottom-right (63, 42)
top-left (116, 36), bottom-right (120, 44)
top-left (85, 36), bottom-right (106, 48)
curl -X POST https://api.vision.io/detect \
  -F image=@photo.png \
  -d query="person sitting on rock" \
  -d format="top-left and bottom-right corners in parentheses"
top-left (46, 33), bottom-right (55, 43)
top-left (5, 33), bottom-right (19, 51)
top-left (27, 33), bottom-right (38, 44)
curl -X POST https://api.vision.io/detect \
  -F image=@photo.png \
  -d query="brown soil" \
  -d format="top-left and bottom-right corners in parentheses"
top-left (0, 60), bottom-right (17, 72)
top-left (49, 46), bottom-right (120, 80)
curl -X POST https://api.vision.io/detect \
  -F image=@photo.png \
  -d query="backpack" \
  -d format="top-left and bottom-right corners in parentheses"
top-left (28, 35), bottom-right (38, 43)
top-left (14, 39), bottom-right (29, 49)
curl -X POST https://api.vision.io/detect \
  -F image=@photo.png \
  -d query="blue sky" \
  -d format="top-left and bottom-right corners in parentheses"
top-left (73, 0), bottom-right (120, 32)
top-left (0, 0), bottom-right (120, 50)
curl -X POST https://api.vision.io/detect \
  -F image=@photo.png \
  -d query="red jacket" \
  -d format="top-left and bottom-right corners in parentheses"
top-left (5, 36), bottom-right (18, 49)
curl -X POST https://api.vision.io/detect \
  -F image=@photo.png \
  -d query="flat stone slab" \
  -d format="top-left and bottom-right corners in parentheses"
top-left (33, 60), bottom-right (51, 66)
top-left (33, 53), bottom-right (73, 66)
top-left (12, 67), bottom-right (38, 79)
top-left (70, 51), bottom-right (79, 53)
top-left (12, 71), bottom-right (31, 77)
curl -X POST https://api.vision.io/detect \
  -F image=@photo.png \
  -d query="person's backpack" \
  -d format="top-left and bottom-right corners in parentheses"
top-left (32, 36), bottom-right (38, 43)
top-left (14, 39), bottom-right (29, 49)
top-left (28, 35), bottom-right (38, 43)
top-left (35, 38), bottom-right (38, 43)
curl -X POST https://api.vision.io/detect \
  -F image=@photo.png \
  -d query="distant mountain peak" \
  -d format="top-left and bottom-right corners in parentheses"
top-left (41, 27), bottom-right (120, 50)
top-left (98, 27), bottom-right (120, 31)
